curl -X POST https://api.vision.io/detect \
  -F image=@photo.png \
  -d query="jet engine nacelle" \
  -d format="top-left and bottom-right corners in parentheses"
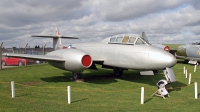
top-left (47, 48), bottom-right (92, 72)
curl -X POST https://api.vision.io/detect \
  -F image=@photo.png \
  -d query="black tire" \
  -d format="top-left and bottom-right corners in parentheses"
top-left (153, 70), bottom-right (159, 74)
top-left (72, 72), bottom-right (82, 80)
top-left (18, 61), bottom-right (23, 66)
top-left (184, 60), bottom-right (189, 64)
top-left (114, 68), bottom-right (123, 77)
top-left (2, 61), bottom-right (6, 66)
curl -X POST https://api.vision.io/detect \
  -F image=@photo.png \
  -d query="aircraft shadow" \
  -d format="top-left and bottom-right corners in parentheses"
top-left (83, 69), bottom-right (187, 89)
top-left (40, 73), bottom-right (74, 82)
top-left (40, 71), bottom-right (118, 84)
top-left (40, 68), bottom-right (186, 89)
top-left (82, 73), bottom-right (118, 84)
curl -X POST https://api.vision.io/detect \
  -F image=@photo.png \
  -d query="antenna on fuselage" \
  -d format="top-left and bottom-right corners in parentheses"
top-left (141, 32), bottom-right (149, 43)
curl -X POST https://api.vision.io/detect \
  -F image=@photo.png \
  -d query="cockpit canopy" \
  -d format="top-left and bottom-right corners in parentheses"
top-left (106, 34), bottom-right (149, 45)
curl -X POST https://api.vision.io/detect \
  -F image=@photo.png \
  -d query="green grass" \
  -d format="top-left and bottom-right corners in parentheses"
top-left (0, 61), bottom-right (199, 112)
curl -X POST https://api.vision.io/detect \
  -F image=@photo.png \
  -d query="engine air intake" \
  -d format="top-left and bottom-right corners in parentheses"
top-left (82, 55), bottom-right (92, 67)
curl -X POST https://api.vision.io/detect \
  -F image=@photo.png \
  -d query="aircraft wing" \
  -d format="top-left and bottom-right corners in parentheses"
top-left (2, 53), bottom-right (65, 62)
top-left (3, 53), bottom-right (105, 62)
top-left (175, 54), bottom-right (200, 61)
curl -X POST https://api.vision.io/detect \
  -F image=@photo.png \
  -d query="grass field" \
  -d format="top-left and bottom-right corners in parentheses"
top-left (0, 61), bottom-right (199, 112)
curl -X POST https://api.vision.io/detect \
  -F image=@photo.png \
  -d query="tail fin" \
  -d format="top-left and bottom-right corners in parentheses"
top-left (31, 28), bottom-right (78, 50)
top-left (55, 28), bottom-right (61, 36)
top-left (54, 28), bottom-right (62, 49)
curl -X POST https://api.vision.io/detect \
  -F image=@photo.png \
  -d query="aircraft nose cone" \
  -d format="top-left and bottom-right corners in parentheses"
top-left (148, 48), bottom-right (177, 69)
top-left (164, 53), bottom-right (177, 67)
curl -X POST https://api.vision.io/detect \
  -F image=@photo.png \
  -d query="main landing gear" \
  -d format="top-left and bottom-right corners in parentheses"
top-left (72, 72), bottom-right (82, 80)
top-left (72, 68), bottom-right (124, 80)
top-left (113, 68), bottom-right (123, 77)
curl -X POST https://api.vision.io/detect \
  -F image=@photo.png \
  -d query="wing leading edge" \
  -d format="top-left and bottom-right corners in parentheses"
top-left (3, 53), bottom-right (65, 62)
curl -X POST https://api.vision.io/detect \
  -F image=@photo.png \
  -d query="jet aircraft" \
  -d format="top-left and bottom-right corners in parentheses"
top-left (3, 31), bottom-right (177, 82)
top-left (164, 44), bottom-right (200, 65)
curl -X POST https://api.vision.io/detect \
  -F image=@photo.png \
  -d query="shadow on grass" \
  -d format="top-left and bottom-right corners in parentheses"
top-left (144, 98), bottom-right (153, 103)
top-left (82, 69), bottom-right (187, 88)
top-left (40, 67), bottom-right (187, 88)
top-left (40, 74), bottom-right (73, 82)
top-left (72, 98), bottom-right (89, 103)
top-left (41, 71), bottom-right (119, 84)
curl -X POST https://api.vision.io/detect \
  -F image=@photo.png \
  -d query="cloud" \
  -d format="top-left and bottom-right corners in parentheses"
top-left (88, 0), bottom-right (192, 22)
top-left (0, 0), bottom-right (87, 27)
top-left (0, 0), bottom-right (200, 47)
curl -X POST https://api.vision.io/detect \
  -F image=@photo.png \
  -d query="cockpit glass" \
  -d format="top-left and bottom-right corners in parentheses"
top-left (135, 38), bottom-right (145, 45)
top-left (110, 37), bottom-right (116, 42)
top-left (128, 37), bottom-right (136, 43)
top-left (122, 36), bottom-right (129, 43)
top-left (141, 37), bottom-right (150, 44)
top-left (116, 37), bottom-right (123, 42)
top-left (108, 35), bottom-right (148, 45)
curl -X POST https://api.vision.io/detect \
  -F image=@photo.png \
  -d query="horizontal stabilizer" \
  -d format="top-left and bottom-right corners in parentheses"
top-left (31, 35), bottom-right (79, 39)
top-left (3, 53), bottom-right (65, 62)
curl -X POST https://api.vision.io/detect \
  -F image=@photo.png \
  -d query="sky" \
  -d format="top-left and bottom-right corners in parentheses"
top-left (0, 0), bottom-right (200, 48)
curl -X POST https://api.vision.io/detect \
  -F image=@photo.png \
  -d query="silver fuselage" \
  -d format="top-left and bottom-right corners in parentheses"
top-left (73, 42), bottom-right (176, 70)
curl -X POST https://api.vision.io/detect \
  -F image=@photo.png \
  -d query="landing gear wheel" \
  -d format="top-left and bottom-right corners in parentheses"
top-left (184, 60), bottom-right (189, 64)
top-left (2, 61), bottom-right (6, 66)
top-left (18, 61), bottom-right (23, 66)
top-left (114, 68), bottom-right (123, 77)
top-left (153, 70), bottom-right (159, 74)
top-left (72, 72), bottom-right (82, 80)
